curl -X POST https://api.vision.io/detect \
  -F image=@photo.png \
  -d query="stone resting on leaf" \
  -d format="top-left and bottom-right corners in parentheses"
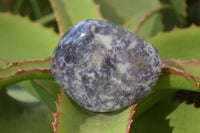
top-left (50, 20), bottom-right (161, 112)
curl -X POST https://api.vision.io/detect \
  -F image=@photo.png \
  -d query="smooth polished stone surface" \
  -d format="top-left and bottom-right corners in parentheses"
top-left (51, 20), bottom-right (162, 112)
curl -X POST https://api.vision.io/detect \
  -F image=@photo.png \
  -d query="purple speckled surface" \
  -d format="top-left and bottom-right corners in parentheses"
top-left (51, 20), bottom-right (161, 112)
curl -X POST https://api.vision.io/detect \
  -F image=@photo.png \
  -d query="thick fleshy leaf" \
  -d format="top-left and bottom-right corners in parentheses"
top-left (167, 102), bottom-right (200, 133)
top-left (0, 90), bottom-right (53, 133)
top-left (146, 26), bottom-right (200, 92)
top-left (0, 12), bottom-right (60, 111)
top-left (131, 59), bottom-right (200, 131)
top-left (132, 90), bottom-right (177, 121)
top-left (49, 0), bottom-right (104, 34)
top-left (124, 10), bottom-right (164, 37)
top-left (6, 85), bottom-right (39, 103)
top-left (162, 59), bottom-right (200, 83)
top-left (0, 58), bottom-right (53, 89)
top-left (0, 13), bottom-right (60, 62)
top-left (187, 1), bottom-right (200, 26)
top-left (96, 0), bottom-right (163, 37)
top-left (160, 0), bottom-right (187, 17)
top-left (17, 80), bottom-right (60, 113)
top-left (0, 57), bottom-right (60, 112)
top-left (161, 0), bottom-right (187, 30)
top-left (131, 99), bottom-right (179, 133)
top-left (0, 60), bottom-right (8, 68)
top-left (154, 60), bottom-right (200, 92)
top-left (136, 12), bottom-right (163, 37)
top-left (147, 26), bottom-right (200, 60)
top-left (171, 0), bottom-right (187, 17)
top-left (95, 0), bottom-right (161, 24)
top-left (53, 90), bottom-right (136, 133)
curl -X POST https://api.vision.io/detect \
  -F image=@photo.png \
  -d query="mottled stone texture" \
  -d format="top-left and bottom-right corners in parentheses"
top-left (51, 20), bottom-right (161, 112)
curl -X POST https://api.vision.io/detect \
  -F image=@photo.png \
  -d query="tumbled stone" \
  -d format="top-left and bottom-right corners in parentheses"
top-left (50, 20), bottom-right (161, 112)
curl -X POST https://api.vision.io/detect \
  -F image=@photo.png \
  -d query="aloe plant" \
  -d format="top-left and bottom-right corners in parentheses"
top-left (0, 0), bottom-right (200, 133)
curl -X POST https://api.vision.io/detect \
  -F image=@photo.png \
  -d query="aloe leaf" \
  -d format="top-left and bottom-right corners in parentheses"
top-left (133, 90), bottom-right (176, 121)
top-left (167, 102), bottom-right (200, 133)
top-left (0, 60), bottom-right (8, 68)
top-left (95, 0), bottom-right (161, 23)
top-left (155, 60), bottom-right (200, 92)
top-left (171, 0), bottom-right (187, 17)
top-left (49, 0), bottom-right (104, 34)
top-left (132, 59), bottom-right (200, 128)
top-left (29, 80), bottom-right (59, 112)
top-left (96, 0), bottom-right (163, 37)
top-left (53, 90), bottom-right (136, 133)
top-left (188, 1), bottom-right (200, 26)
top-left (0, 12), bottom-right (61, 111)
top-left (0, 13), bottom-right (59, 62)
top-left (147, 26), bottom-right (200, 91)
top-left (131, 99), bottom-right (179, 133)
top-left (123, 5), bottom-right (170, 37)
top-left (146, 26), bottom-right (200, 91)
top-left (161, 0), bottom-right (187, 30)
top-left (18, 80), bottom-right (60, 112)
top-left (124, 10), bottom-right (163, 37)
top-left (6, 85), bottom-right (39, 103)
top-left (147, 26), bottom-right (200, 60)
top-left (162, 59), bottom-right (200, 82)
top-left (135, 12), bottom-right (163, 38)
top-left (0, 90), bottom-right (53, 133)
top-left (160, 0), bottom-right (187, 17)
top-left (0, 57), bottom-right (60, 112)
top-left (0, 58), bottom-right (53, 89)
top-left (160, 68), bottom-right (200, 91)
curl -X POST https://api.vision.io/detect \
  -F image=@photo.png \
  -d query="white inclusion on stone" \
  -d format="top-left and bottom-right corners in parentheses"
top-left (58, 57), bottom-right (65, 67)
top-left (111, 77), bottom-right (122, 86)
top-left (75, 72), bottom-right (82, 81)
top-left (80, 33), bottom-right (86, 37)
top-left (117, 63), bottom-right (129, 74)
top-left (127, 40), bottom-right (137, 50)
top-left (99, 94), bottom-right (109, 100)
top-left (53, 68), bottom-right (63, 79)
top-left (90, 25), bottom-right (96, 32)
top-left (62, 77), bottom-right (70, 88)
top-left (106, 101), bottom-right (115, 107)
top-left (91, 52), bottom-right (104, 70)
top-left (125, 86), bottom-right (132, 91)
top-left (86, 72), bottom-right (95, 79)
top-left (95, 34), bottom-right (113, 50)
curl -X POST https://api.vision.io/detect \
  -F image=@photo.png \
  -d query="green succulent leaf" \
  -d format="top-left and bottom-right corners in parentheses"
top-left (96, 0), bottom-right (164, 37)
top-left (131, 99), bottom-right (179, 133)
top-left (49, 0), bottom-right (104, 35)
top-left (0, 90), bottom-right (53, 133)
top-left (153, 59), bottom-right (200, 92)
top-left (148, 15), bottom-right (197, 59)
top-left (124, 9), bottom-right (163, 38)
top-left (167, 102), bottom-right (200, 133)
top-left (0, 57), bottom-right (60, 112)
top-left (0, 13), bottom-right (60, 62)
top-left (146, 26), bottom-right (200, 92)
top-left (53, 90), bottom-right (136, 133)
top-left (135, 12), bottom-right (163, 38)
top-left (95, 0), bottom-right (161, 24)
top-left (161, 0), bottom-right (187, 30)
top-left (18, 80), bottom-right (60, 113)
top-left (0, 58), bottom-right (53, 89)
top-left (0, 12), bottom-right (61, 111)
top-left (132, 90), bottom-right (177, 121)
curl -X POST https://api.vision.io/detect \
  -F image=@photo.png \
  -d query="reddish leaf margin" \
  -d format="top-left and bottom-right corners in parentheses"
top-left (52, 93), bottom-right (61, 133)
top-left (0, 57), bottom-right (53, 89)
top-left (126, 104), bottom-right (137, 133)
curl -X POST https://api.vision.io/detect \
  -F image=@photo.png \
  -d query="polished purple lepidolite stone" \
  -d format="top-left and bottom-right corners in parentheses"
top-left (51, 20), bottom-right (161, 112)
